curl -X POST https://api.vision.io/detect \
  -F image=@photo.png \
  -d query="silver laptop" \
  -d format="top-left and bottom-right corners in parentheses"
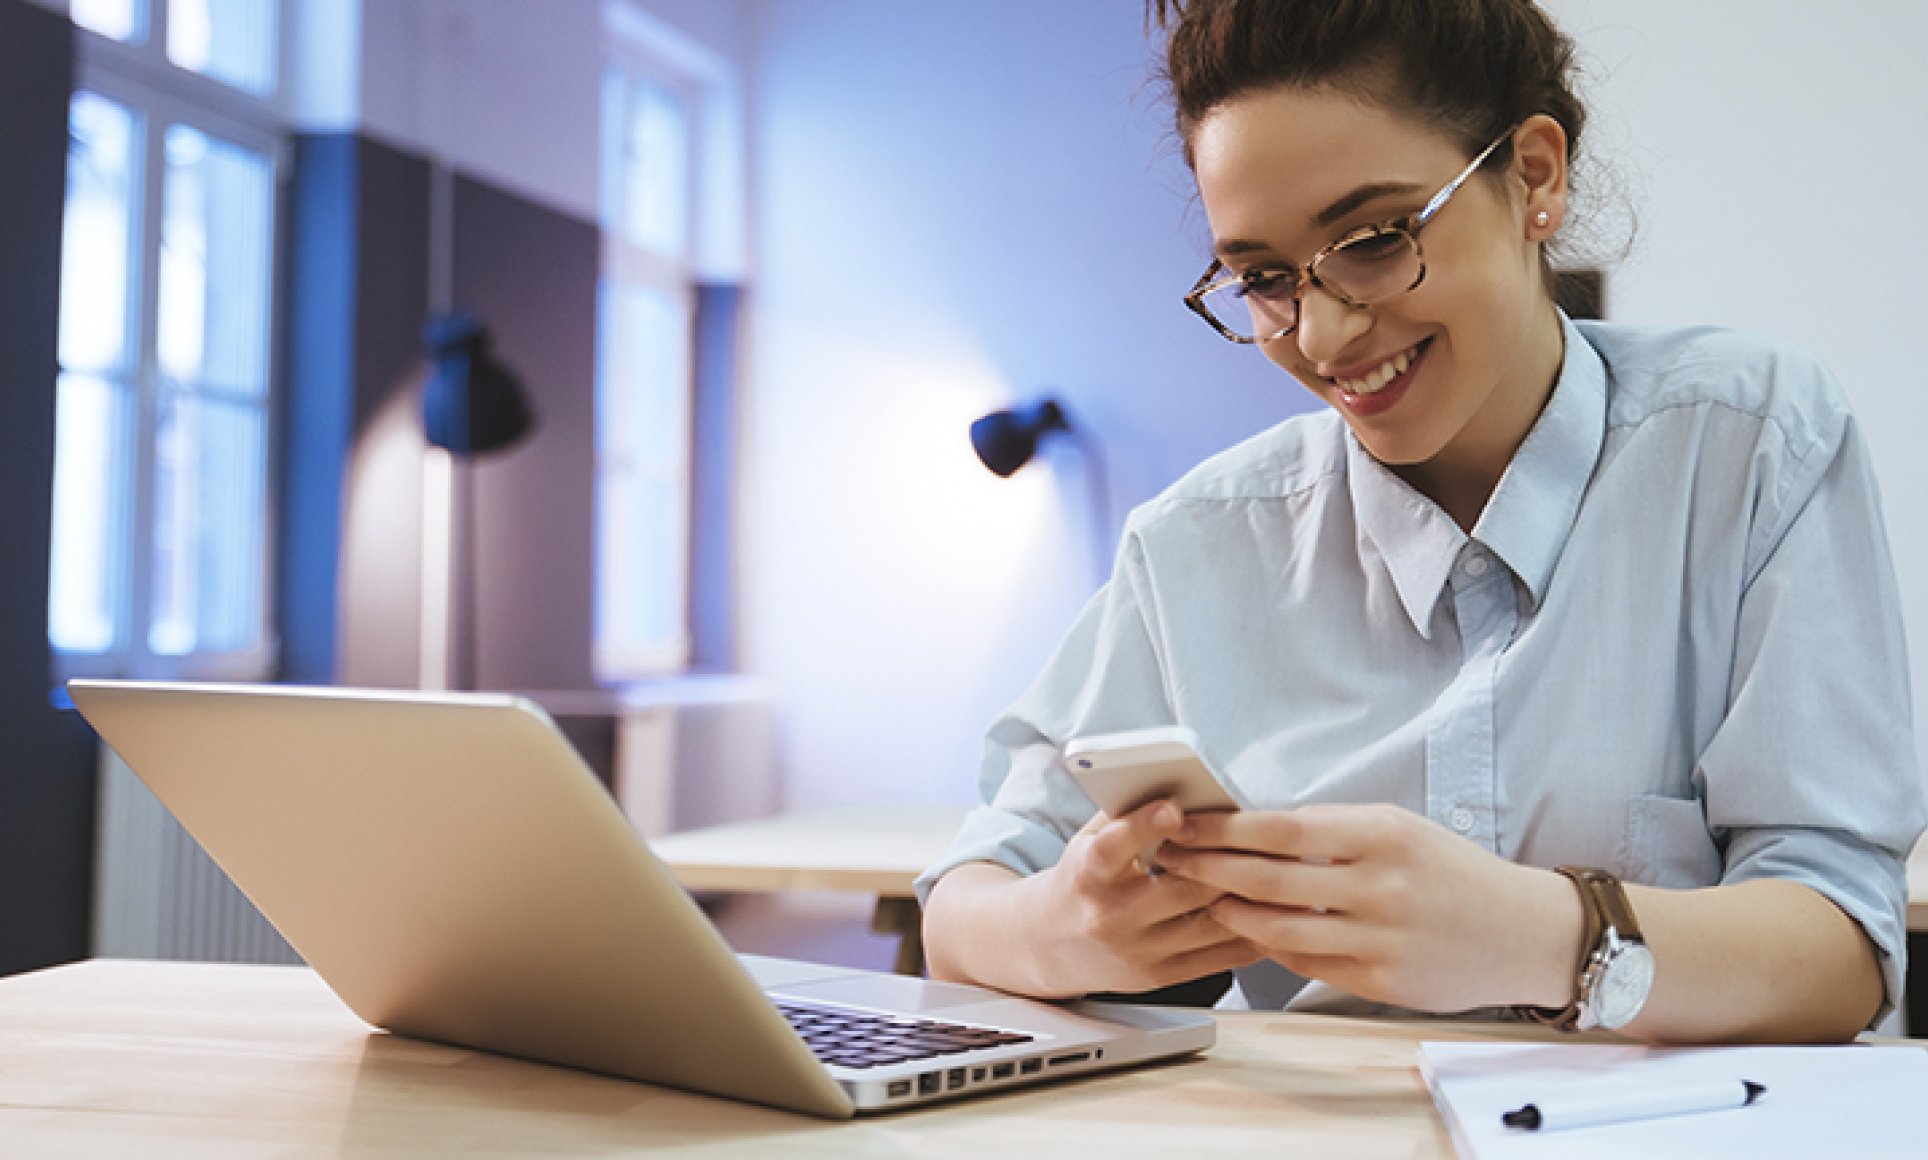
top-left (69, 680), bottom-right (1214, 1119)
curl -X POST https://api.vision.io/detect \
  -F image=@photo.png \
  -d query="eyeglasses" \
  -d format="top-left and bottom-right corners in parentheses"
top-left (1183, 126), bottom-right (1518, 345)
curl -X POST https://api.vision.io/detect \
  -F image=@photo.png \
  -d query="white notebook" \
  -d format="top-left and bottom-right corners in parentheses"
top-left (1419, 1040), bottom-right (1928, 1158)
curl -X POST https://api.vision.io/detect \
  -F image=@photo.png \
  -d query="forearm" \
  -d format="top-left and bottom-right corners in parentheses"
top-left (1615, 878), bottom-right (1884, 1043)
top-left (922, 861), bottom-right (1074, 998)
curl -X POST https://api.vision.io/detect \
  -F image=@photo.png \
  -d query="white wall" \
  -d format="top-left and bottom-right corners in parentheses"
top-left (354, 0), bottom-right (604, 224)
top-left (742, 0), bottom-right (1297, 809)
top-left (1543, 0), bottom-right (1928, 789)
top-left (744, 0), bottom-right (1928, 810)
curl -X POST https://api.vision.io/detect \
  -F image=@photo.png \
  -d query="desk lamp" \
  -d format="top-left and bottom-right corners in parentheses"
top-left (419, 312), bottom-right (535, 691)
top-left (969, 396), bottom-right (1110, 587)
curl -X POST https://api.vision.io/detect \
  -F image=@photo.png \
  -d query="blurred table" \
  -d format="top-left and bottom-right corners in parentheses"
top-left (652, 805), bottom-right (970, 975)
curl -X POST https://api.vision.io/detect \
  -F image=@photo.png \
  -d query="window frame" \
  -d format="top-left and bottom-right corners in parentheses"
top-left (53, 2), bottom-right (287, 683)
top-left (593, 24), bottom-right (711, 681)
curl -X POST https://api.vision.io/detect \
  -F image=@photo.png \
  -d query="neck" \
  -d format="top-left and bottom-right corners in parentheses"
top-left (1395, 300), bottom-right (1566, 533)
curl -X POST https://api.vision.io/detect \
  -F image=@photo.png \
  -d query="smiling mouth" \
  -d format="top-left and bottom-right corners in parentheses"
top-left (1333, 338), bottom-right (1430, 396)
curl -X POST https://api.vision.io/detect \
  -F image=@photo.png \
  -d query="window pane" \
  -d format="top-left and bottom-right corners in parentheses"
top-left (168, 0), bottom-right (278, 97)
top-left (49, 374), bottom-right (136, 653)
top-left (149, 392), bottom-right (267, 656)
top-left (61, 93), bottom-right (138, 376)
top-left (159, 125), bottom-right (274, 396)
top-left (597, 477), bottom-right (685, 654)
top-left (594, 283), bottom-right (690, 671)
top-left (72, 0), bottom-right (145, 42)
top-left (621, 77), bottom-right (690, 257)
top-left (609, 283), bottom-right (690, 465)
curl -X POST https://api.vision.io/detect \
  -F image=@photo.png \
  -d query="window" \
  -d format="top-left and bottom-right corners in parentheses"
top-left (51, 0), bottom-right (281, 679)
top-left (595, 41), bottom-right (699, 678)
top-left (595, 4), bottom-right (746, 682)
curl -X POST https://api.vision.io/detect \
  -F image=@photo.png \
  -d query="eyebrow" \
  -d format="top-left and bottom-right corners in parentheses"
top-left (1214, 180), bottom-right (1429, 259)
top-left (1313, 180), bottom-right (1427, 227)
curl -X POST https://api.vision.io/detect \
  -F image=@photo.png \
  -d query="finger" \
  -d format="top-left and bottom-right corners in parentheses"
top-left (1157, 848), bottom-right (1358, 913)
top-left (1149, 937), bottom-right (1266, 986)
top-left (1081, 799), bottom-right (1187, 879)
top-left (1266, 949), bottom-right (1361, 989)
top-left (1132, 903), bottom-right (1247, 961)
top-left (1207, 895), bottom-right (1373, 960)
top-left (1114, 869), bottom-right (1231, 925)
top-left (1180, 802), bottom-right (1410, 863)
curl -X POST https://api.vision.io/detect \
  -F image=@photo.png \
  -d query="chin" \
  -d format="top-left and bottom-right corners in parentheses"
top-left (1342, 422), bottom-right (1441, 468)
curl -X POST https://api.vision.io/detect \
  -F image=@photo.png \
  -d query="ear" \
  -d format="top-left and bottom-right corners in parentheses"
top-left (1511, 113), bottom-right (1569, 241)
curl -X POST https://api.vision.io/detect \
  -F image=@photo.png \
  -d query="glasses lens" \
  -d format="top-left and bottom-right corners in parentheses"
top-left (1315, 227), bottom-right (1422, 305)
top-left (1199, 272), bottom-right (1298, 342)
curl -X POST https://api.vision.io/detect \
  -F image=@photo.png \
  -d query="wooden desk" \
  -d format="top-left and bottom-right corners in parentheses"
top-left (0, 958), bottom-right (1591, 1157)
top-left (653, 805), bottom-right (970, 975)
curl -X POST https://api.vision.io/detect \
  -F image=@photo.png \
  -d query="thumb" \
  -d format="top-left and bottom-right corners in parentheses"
top-left (1085, 798), bottom-right (1185, 877)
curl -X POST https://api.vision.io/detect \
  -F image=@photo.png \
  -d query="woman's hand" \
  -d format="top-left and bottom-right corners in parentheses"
top-left (1157, 803), bottom-right (1580, 1012)
top-left (925, 800), bottom-right (1262, 999)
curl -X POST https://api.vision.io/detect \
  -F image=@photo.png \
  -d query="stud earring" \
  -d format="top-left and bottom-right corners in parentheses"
top-left (1534, 210), bottom-right (1551, 229)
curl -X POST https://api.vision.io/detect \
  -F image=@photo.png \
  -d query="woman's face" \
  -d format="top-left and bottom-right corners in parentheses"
top-left (1190, 85), bottom-right (1566, 500)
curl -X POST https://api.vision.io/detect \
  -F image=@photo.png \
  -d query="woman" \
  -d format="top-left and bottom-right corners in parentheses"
top-left (917, 0), bottom-right (1923, 1043)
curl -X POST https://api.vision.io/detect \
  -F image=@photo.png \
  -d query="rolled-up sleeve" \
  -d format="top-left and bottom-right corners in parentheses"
top-left (1700, 402), bottom-right (1926, 1024)
top-left (915, 524), bottom-right (1179, 906)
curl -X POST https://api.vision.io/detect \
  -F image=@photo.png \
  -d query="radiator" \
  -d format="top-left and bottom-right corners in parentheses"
top-left (90, 679), bottom-right (776, 964)
top-left (92, 746), bottom-right (302, 964)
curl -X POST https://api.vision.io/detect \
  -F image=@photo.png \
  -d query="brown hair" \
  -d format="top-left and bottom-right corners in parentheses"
top-left (1150, 0), bottom-right (1585, 172)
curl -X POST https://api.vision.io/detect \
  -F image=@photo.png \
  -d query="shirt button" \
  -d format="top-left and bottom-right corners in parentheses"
top-left (1462, 554), bottom-right (1490, 577)
top-left (1449, 807), bottom-right (1475, 833)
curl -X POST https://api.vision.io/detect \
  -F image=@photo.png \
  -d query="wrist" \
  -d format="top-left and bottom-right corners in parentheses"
top-left (1513, 865), bottom-right (1587, 1009)
top-left (1007, 863), bottom-right (1092, 999)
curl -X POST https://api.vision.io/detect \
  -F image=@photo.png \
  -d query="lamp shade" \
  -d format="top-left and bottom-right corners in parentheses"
top-left (421, 312), bottom-right (535, 457)
top-left (970, 398), bottom-right (1069, 478)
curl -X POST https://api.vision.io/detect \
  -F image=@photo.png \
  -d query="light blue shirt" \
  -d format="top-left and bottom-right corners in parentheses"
top-left (917, 318), bottom-right (1925, 1023)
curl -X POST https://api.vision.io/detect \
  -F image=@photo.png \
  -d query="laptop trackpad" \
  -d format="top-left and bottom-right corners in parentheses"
top-left (772, 972), bottom-right (994, 1012)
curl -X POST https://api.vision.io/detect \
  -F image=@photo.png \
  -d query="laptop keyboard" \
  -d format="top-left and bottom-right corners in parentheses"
top-left (774, 1000), bottom-right (1034, 1070)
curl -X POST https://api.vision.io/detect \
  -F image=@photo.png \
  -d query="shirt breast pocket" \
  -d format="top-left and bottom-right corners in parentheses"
top-left (1622, 793), bottom-right (1724, 887)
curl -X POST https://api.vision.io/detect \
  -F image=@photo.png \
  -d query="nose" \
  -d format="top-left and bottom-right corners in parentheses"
top-left (1291, 284), bottom-right (1373, 367)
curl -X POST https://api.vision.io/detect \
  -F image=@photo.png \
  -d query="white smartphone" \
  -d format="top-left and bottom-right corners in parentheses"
top-left (1062, 725), bottom-right (1245, 818)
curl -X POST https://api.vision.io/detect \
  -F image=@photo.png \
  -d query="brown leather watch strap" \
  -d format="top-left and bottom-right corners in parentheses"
top-left (1520, 865), bottom-right (1605, 1030)
top-left (1571, 866), bottom-right (1645, 942)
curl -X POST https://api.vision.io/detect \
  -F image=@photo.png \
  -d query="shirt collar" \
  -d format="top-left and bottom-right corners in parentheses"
top-left (1348, 314), bottom-right (1607, 637)
top-left (1348, 437), bottom-right (1464, 639)
top-left (1472, 314), bottom-right (1607, 609)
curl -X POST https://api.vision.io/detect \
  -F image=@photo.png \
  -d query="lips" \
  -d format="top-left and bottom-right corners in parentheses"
top-left (1331, 338), bottom-right (1431, 418)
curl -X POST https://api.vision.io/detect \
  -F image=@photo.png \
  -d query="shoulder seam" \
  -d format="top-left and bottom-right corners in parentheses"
top-left (1144, 462), bottom-right (1347, 512)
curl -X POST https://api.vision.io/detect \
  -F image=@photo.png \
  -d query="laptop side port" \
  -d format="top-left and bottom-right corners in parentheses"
top-left (946, 1068), bottom-right (967, 1090)
top-left (1048, 1051), bottom-right (1092, 1067)
top-left (918, 1072), bottom-right (941, 1095)
top-left (991, 1062), bottom-right (1015, 1080)
top-left (1019, 1058), bottom-right (1043, 1075)
top-left (887, 1080), bottom-right (912, 1099)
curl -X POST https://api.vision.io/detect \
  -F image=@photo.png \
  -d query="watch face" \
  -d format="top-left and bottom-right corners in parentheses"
top-left (1594, 942), bottom-right (1656, 1030)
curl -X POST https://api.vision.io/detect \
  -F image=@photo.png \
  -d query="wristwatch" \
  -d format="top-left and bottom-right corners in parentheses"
top-left (1530, 866), bottom-right (1655, 1032)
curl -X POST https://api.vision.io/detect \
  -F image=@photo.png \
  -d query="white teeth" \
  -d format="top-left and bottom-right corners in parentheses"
top-left (1337, 346), bottom-right (1414, 395)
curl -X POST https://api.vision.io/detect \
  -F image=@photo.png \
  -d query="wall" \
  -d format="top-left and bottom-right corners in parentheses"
top-left (0, 0), bottom-right (100, 976)
top-left (1541, 0), bottom-right (1928, 788)
top-left (741, 0), bottom-right (1296, 809)
top-left (322, 0), bottom-right (740, 692)
top-left (355, 0), bottom-right (603, 225)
